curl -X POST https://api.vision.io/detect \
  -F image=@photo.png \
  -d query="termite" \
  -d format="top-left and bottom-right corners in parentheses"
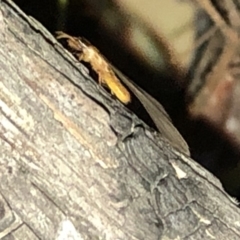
top-left (56, 31), bottom-right (131, 104)
top-left (56, 32), bottom-right (190, 155)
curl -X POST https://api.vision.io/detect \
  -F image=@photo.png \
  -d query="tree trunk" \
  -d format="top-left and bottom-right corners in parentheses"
top-left (0, 0), bottom-right (240, 239)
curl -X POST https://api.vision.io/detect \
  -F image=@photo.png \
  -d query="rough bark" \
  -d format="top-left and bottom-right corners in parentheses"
top-left (0, 0), bottom-right (240, 239)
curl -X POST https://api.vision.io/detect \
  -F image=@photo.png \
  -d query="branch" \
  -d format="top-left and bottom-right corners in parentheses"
top-left (0, 0), bottom-right (240, 239)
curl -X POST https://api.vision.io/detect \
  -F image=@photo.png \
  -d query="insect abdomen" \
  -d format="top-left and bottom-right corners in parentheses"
top-left (104, 73), bottom-right (131, 104)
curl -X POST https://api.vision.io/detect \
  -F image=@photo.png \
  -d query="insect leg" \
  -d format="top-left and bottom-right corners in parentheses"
top-left (75, 53), bottom-right (83, 61)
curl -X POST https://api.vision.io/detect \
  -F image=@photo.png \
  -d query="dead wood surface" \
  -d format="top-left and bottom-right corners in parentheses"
top-left (0, 0), bottom-right (240, 239)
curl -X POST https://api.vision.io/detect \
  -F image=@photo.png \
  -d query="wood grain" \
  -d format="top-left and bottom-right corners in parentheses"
top-left (0, 0), bottom-right (240, 239)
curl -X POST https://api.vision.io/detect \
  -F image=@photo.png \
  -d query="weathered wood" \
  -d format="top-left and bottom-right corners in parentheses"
top-left (0, 0), bottom-right (240, 239)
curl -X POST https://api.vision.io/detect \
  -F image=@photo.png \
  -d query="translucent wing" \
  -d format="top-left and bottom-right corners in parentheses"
top-left (112, 66), bottom-right (190, 156)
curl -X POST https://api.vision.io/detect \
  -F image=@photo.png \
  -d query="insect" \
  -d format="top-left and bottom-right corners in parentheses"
top-left (56, 31), bottom-right (131, 104)
top-left (56, 32), bottom-right (190, 156)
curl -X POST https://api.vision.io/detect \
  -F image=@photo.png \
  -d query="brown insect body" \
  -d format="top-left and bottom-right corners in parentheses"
top-left (56, 32), bottom-right (190, 155)
top-left (56, 32), bottom-right (131, 104)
